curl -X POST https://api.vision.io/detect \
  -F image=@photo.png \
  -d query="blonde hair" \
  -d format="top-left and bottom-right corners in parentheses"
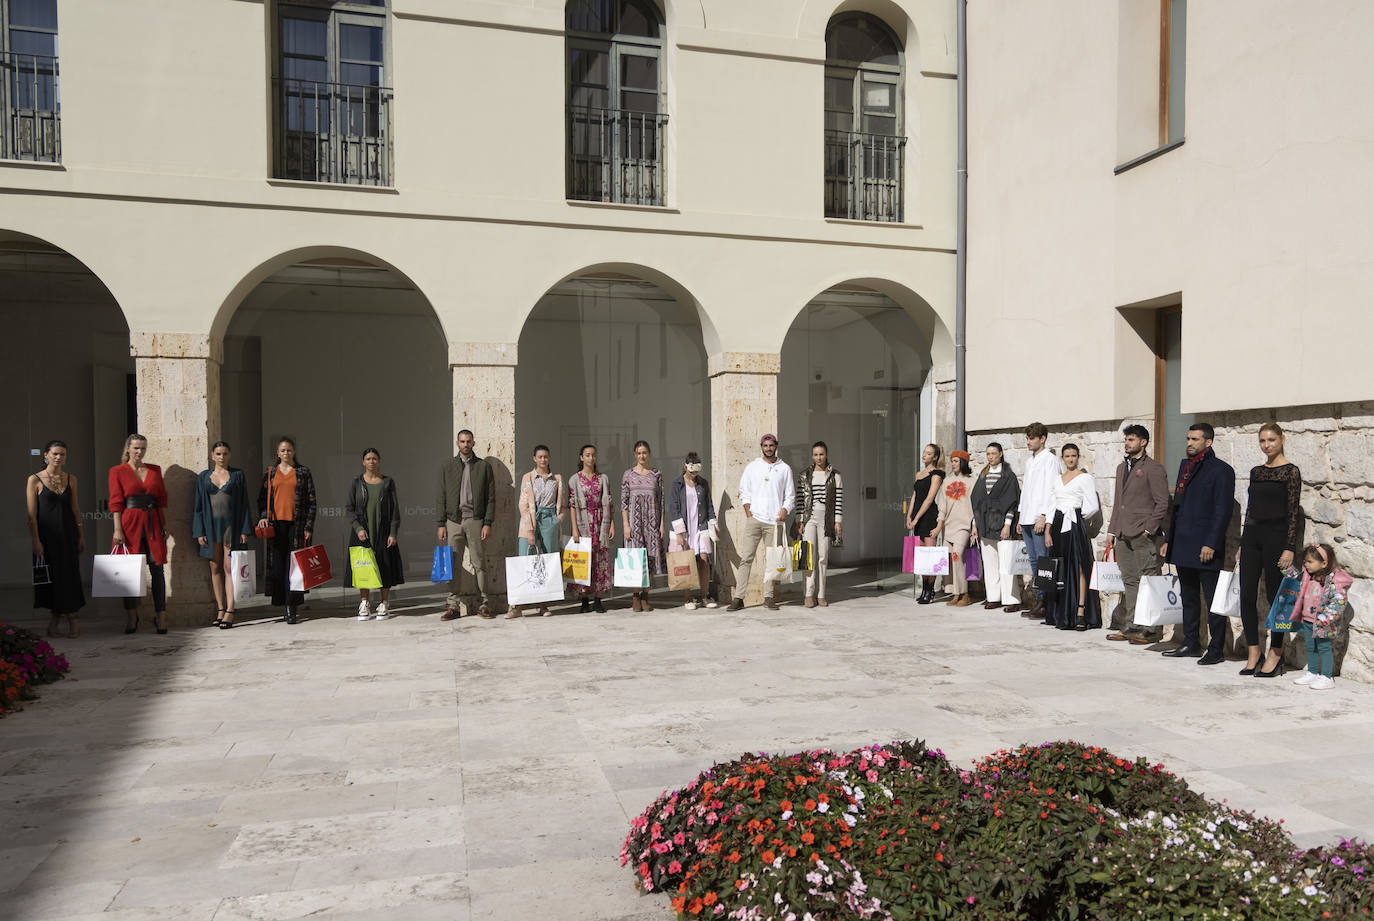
top-left (924, 443), bottom-right (944, 469)
top-left (121, 433), bottom-right (148, 464)
top-left (1259, 421), bottom-right (1285, 440)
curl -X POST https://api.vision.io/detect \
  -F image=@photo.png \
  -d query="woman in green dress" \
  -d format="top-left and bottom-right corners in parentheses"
top-left (345, 448), bottom-right (404, 621)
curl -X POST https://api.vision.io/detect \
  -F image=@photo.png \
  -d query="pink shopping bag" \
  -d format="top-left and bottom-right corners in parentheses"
top-left (901, 535), bottom-right (920, 573)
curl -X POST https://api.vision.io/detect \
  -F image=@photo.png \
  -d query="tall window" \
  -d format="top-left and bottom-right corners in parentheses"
top-left (824, 14), bottom-right (905, 222)
top-left (1, 0), bottom-right (59, 162)
top-left (275, 0), bottom-right (391, 185)
top-left (566, 0), bottom-right (666, 206)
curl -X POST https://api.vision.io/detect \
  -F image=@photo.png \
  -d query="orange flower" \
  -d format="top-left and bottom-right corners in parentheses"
top-left (801, 832), bottom-right (815, 845)
top-left (761, 850), bottom-right (776, 864)
top-left (703, 892), bottom-right (718, 906)
top-left (945, 481), bottom-right (967, 501)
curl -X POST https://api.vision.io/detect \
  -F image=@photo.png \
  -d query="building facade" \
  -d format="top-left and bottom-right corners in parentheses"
top-left (966, 0), bottom-right (1374, 676)
top-left (1, 0), bottom-right (959, 612)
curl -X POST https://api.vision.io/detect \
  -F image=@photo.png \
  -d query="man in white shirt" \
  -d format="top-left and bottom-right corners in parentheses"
top-left (727, 434), bottom-right (795, 611)
top-left (1017, 422), bottom-right (1060, 617)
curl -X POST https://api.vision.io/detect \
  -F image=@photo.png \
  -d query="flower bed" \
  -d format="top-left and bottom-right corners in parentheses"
top-left (0, 623), bottom-right (71, 718)
top-left (623, 740), bottom-right (1374, 920)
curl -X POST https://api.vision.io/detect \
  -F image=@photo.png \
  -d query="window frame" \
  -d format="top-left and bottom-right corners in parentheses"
top-left (565, 0), bottom-right (667, 205)
top-left (273, 0), bottom-right (392, 185)
top-left (0, 0), bottom-right (61, 163)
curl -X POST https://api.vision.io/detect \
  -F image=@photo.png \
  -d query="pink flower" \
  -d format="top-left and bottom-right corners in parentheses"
top-left (866, 770), bottom-right (878, 782)
top-left (668, 860), bottom-right (683, 874)
top-left (673, 832), bottom-right (686, 845)
top-left (653, 842), bottom-right (672, 854)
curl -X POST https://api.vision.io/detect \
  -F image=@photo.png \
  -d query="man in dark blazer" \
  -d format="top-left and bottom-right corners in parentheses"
top-left (1161, 422), bottom-right (1235, 663)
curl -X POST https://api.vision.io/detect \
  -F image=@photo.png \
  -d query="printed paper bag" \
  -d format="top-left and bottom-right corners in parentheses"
top-left (792, 539), bottom-right (814, 573)
top-left (92, 548), bottom-right (146, 597)
top-left (914, 546), bottom-right (949, 577)
top-left (1265, 575), bottom-right (1302, 633)
top-left (666, 549), bottom-right (697, 591)
top-left (289, 545), bottom-right (332, 592)
top-left (1135, 573), bottom-right (1184, 627)
top-left (1210, 570), bottom-right (1241, 616)
top-left (765, 524), bottom-right (793, 583)
top-left (562, 537), bottom-right (591, 586)
top-left (999, 539), bottom-right (1032, 576)
top-left (902, 535), bottom-right (921, 573)
top-left (1090, 549), bottom-right (1124, 593)
top-left (230, 549), bottom-right (256, 603)
top-left (431, 545), bottom-right (453, 583)
top-left (349, 545), bottom-right (383, 590)
top-left (506, 552), bottom-right (565, 606)
top-left (1034, 557), bottom-right (1063, 596)
top-left (32, 555), bottom-right (51, 587)
top-left (614, 547), bottom-right (650, 588)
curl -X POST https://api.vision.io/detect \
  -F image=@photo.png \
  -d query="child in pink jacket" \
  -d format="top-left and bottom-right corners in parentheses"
top-left (1286, 543), bottom-right (1353, 690)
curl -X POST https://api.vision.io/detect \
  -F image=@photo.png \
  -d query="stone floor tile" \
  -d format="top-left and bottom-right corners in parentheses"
top-left (211, 872), bottom-right (467, 921)
top-left (223, 806), bottom-right (462, 866)
top-left (0, 844), bottom-right (57, 893)
top-left (3, 880), bottom-right (126, 919)
top-left (108, 864), bottom-right (298, 909)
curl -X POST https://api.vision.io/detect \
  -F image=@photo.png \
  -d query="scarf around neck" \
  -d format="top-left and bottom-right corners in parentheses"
top-left (1175, 447), bottom-right (1211, 497)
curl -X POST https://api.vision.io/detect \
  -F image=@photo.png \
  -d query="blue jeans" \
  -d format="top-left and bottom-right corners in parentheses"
top-left (1021, 524), bottom-right (1048, 600)
top-left (1303, 624), bottom-right (1334, 678)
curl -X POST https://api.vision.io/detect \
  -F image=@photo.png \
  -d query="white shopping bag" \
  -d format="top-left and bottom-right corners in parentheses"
top-left (92, 548), bottom-right (146, 597)
top-left (764, 525), bottom-right (793, 583)
top-left (1090, 549), bottom-right (1125, 593)
top-left (561, 537), bottom-right (592, 586)
top-left (1211, 570), bottom-right (1241, 616)
top-left (230, 549), bottom-right (256, 603)
top-left (1135, 572), bottom-right (1184, 626)
top-left (999, 539), bottom-right (1032, 576)
top-left (914, 546), bottom-right (950, 577)
top-left (506, 552), bottom-right (565, 606)
top-left (614, 547), bottom-right (649, 588)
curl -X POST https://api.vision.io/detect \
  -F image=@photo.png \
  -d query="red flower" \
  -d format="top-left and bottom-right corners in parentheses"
top-left (945, 481), bottom-right (967, 501)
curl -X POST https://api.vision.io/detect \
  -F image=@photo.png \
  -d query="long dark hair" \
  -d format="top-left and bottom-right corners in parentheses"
top-left (978, 441), bottom-right (1004, 479)
top-left (578, 443), bottom-right (598, 474)
top-left (1304, 543), bottom-right (1338, 583)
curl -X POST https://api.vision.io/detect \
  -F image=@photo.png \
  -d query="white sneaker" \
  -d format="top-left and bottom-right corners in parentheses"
top-left (1309, 675), bottom-right (1336, 690)
top-left (356, 600), bottom-right (371, 621)
top-left (705, 600), bottom-right (719, 609)
top-left (1293, 672), bottom-right (1317, 685)
top-left (684, 599), bottom-right (698, 610)
top-left (374, 602), bottom-right (389, 621)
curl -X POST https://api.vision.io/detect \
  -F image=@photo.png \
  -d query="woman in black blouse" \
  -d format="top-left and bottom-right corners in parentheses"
top-left (905, 443), bottom-right (945, 604)
top-left (1237, 422), bottom-right (1303, 677)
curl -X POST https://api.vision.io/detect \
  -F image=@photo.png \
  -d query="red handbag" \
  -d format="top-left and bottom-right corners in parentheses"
top-left (255, 469), bottom-right (277, 539)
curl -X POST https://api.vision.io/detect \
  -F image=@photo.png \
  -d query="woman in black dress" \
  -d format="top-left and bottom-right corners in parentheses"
top-left (905, 443), bottom-right (945, 604)
top-left (26, 440), bottom-right (85, 637)
top-left (345, 448), bottom-right (405, 621)
top-left (1237, 422), bottom-right (1303, 678)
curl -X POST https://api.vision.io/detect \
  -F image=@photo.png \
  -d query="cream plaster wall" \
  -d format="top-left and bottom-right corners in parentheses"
top-left (967, 0), bottom-right (1374, 433)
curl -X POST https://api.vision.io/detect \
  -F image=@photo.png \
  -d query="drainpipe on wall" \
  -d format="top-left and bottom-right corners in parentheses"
top-left (954, 0), bottom-right (968, 450)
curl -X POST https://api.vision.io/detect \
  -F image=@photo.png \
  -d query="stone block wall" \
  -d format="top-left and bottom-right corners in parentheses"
top-left (970, 401), bottom-right (1374, 680)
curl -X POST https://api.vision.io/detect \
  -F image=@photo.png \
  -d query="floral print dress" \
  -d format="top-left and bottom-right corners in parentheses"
top-left (570, 471), bottom-right (613, 595)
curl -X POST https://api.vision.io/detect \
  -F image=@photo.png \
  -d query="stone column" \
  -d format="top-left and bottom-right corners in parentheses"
top-left (451, 342), bottom-right (518, 605)
top-left (709, 351), bottom-right (780, 605)
top-left (130, 332), bottom-right (222, 624)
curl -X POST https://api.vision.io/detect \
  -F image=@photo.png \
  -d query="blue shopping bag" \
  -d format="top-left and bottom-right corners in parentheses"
top-left (1265, 575), bottom-right (1301, 632)
top-left (431, 545), bottom-right (454, 583)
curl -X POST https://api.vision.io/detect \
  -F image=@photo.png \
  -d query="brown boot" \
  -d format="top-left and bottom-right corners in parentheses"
top-left (804, 596), bottom-right (816, 608)
top-left (953, 594), bottom-right (973, 607)
top-left (631, 594), bottom-right (643, 612)
top-left (945, 593), bottom-right (962, 606)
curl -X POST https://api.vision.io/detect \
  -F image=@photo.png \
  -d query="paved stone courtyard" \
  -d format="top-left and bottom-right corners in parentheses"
top-left (5, 575), bottom-right (1374, 920)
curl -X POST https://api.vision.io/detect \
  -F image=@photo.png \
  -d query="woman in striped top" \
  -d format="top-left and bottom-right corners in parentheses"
top-left (972, 442), bottom-right (1022, 611)
top-left (794, 442), bottom-right (843, 607)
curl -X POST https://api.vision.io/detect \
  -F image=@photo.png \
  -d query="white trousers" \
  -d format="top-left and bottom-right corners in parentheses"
top-left (979, 536), bottom-right (1020, 604)
top-left (802, 519), bottom-right (830, 599)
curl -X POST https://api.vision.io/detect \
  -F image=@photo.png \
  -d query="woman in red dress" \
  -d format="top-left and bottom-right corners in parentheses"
top-left (109, 433), bottom-right (169, 633)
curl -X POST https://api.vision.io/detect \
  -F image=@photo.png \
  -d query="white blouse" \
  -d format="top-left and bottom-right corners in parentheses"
top-left (1053, 472), bottom-right (1101, 531)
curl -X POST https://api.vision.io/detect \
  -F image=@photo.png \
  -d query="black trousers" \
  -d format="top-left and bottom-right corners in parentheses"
top-left (1239, 521), bottom-right (1287, 649)
top-left (123, 558), bottom-right (166, 612)
top-left (268, 523), bottom-right (306, 608)
top-left (1178, 566), bottom-right (1222, 652)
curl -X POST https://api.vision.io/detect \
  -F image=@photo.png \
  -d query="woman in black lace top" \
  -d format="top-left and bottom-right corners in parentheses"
top-left (1237, 422), bottom-right (1303, 677)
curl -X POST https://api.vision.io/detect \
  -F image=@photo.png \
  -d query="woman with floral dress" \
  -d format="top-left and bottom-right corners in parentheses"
top-left (569, 444), bottom-right (615, 612)
top-left (621, 440), bottom-right (665, 611)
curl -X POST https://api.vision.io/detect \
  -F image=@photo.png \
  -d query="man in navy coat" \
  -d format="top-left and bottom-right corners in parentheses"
top-left (1160, 422), bottom-right (1235, 662)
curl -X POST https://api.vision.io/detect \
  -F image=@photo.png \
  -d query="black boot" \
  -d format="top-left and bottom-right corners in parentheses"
top-left (284, 605), bottom-right (298, 624)
top-left (917, 587), bottom-right (934, 604)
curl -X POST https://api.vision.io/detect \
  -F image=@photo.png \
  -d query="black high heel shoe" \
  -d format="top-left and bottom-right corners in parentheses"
top-left (1238, 660), bottom-right (1261, 676)
top-left (155, 613), bottom-right (168, 635)
top-left (124, 616), bottom-right (139, 635)
top-left (1255, 658), bottom-right (1286, 678)
top-left (213, 609), bottom-right (225, 627)
top-left (219, 613), bottom-right (235, 630)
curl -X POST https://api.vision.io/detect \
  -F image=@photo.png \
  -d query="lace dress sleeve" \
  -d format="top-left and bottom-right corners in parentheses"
top-left (1284, 465), bottom-right (1302, 551)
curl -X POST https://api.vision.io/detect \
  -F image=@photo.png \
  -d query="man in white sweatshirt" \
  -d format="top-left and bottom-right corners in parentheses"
top-left (1017, 422), bottom-right (1061, 618)
top-left (727, 434), bottom-right (795, 611)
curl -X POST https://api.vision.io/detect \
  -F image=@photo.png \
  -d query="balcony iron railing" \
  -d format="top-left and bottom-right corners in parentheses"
top-left (567, 104), bottom-right (667, 206)
top-left (275, 78), bottom-right (393, 186)
top-left (824, 129), bottom-right (905, 222)
top-left (2, 52), bottom-right (60, 162)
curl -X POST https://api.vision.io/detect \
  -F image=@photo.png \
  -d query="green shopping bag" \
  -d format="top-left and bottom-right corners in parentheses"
top-left (349, 544), bottom-right (383, 590)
